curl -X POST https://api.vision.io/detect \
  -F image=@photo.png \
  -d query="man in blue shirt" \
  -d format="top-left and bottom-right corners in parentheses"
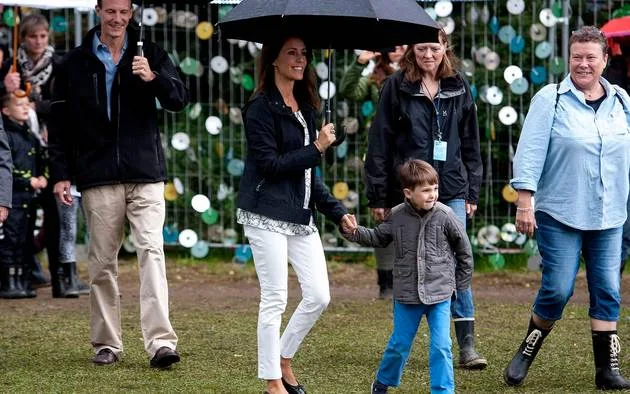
top-left (48, 0), bottom-right (188, 368)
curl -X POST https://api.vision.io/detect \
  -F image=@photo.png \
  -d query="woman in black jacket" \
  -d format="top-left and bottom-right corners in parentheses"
top-left (237, 35), bottom-right (355, 394)
top-left (365, 29), bottom-right (486, 371)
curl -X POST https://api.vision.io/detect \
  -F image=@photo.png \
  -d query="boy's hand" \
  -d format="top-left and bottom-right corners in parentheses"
top-left (340, 214), bottom-right (357, 234)
top-left (0, 206), bottom-right (8, 223)
top-left (37, 176), bottom-right (47, 189)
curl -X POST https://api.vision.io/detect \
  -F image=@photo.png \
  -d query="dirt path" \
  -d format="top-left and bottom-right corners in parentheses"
top-left (1, 258), bottom-right (623, 314)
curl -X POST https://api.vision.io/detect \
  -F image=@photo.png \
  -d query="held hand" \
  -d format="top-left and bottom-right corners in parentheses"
top-left (357, 50), bottom-right (379, 65)
top-left (38, 176), bottom-right (47, 190)
top-left (30, 177), bottom-right (39, 189)
top-left (515, 207), bottom-right (536, 238)
top-left (466, 202), bottom-right (477, 218)
top-left (3, 72), bottom-right (20, 93)
top-left (340, 214), bottom-right (358, 234)
top-left (316, 123), bottom-right (336, 150)
top-left (132, 56), bottom-right (156, 82)
top-left (53, 180), bottom-right (73, 206)
top-left (0, 206), bottom-right (8, 223)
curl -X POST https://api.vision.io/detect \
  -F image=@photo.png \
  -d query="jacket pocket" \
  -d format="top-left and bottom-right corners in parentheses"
top-left (92, 73), bottom-right (100, 106)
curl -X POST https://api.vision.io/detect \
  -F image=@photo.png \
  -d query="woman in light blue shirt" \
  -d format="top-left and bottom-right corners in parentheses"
top-left (504, 26), bottom-right (630, 390)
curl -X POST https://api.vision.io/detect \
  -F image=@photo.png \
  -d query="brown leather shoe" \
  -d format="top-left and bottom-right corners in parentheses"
top-left (92, 349), bottom-right (117, 365)
top-left (150, 346), bottom-right (180, 369)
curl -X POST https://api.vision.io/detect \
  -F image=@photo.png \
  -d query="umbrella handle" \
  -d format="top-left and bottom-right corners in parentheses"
top-left (137, 41), bottom-right (144, 57)
top-left (325, 49), bottom-right (345, 147)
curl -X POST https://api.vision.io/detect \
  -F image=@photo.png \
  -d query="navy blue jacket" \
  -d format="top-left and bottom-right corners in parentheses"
top-left (47, 26), bottom-right (188, 191)
top-left (237, 87), bottom-right (347, 225)
top-left (3, 116), bottom-right (43, 207)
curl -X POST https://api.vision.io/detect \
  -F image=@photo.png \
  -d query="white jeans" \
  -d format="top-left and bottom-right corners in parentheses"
top-left (244, 225), bottom-right (331, 380)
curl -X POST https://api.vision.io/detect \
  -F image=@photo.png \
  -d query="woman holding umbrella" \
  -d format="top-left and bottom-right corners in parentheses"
top-left (236, 35), bottom-right (356, 394)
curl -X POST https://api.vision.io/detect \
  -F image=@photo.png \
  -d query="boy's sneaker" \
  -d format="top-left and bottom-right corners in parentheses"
top-left (371, 380), bottom-right (388, 393)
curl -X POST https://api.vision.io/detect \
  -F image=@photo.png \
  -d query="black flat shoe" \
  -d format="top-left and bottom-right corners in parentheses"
top-left (282, 377), bottom-right (306, 394)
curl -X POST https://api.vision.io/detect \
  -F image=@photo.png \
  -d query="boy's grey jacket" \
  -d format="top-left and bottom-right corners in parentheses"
top-left (345, 201), bottom-right (473, 304)
top-left (0, 118), bottom-right (12, 208)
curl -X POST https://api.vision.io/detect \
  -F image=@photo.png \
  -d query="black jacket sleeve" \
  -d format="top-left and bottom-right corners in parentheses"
top-left (47, 55), bottom-right (71, 185)
top-left (147, 43), bottom-right (188, 112)
top-left (244, 99), bottom-right (322, 178)
top-left (365, 73), bottom-right (400, 208)
top-left (458, 77), bottom-right (482, 204)
top-left (0, 118), bottom-right (11, 208)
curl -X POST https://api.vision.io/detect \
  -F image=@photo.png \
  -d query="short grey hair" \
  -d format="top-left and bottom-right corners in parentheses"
top-left (570, 26), bottom-right (608, 55)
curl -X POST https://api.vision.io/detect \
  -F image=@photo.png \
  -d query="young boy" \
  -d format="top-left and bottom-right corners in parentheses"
top-left (0, 91), bottom-right (47, 299)
top-left (343, 159), bottom-right (473, 393)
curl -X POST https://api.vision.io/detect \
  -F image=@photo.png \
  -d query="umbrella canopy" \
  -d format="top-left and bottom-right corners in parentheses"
top-left (216, 0), bottom-right (439, 49)
top-left (0, 0), bottom-right (96, 10)
top-left (602, 16), bottom-right (630, 39)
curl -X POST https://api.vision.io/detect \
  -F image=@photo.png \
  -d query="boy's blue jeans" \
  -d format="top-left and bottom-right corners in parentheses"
top-left (444, 199), bottom-right (474, 320)
top-left (376, 300), bottom-right (454, 393)
top-left (534, 211), bottom-right (622, 321)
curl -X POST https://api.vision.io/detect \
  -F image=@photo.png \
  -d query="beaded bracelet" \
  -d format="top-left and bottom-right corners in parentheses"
top-left (516, 207), bottom-right (533, 211)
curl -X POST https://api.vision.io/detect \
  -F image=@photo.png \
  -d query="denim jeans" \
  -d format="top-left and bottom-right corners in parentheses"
top-left (622, 192), bottom-right (630, 261)
top-left (444, 199), bottom-right (475, 319)
top-left (56, 195), bottom-right (83, 263)
top-left (534, 211), bottom-right (622, 322)
top-left (376, 300), bottom-right (454, 393)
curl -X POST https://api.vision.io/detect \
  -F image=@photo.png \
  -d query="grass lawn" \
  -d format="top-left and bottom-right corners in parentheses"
top-left (0, 259), bottom-right (628, 393)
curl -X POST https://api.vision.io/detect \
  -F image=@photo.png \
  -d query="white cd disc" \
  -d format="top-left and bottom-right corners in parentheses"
top-left (539, 8), bottom-right (558, 27)
top-left (437, 17), bottom-right (455, 35)
top-left (191, 194), bottom-right (210, 213)
top-left (178, 229), bottom-right (198, 248)
top-left (475, 46), bottom-right (491, 65)
top-left (210, 56), bottom-right (228, 74)
top-left (500, 223), bottom-right (518, 242)
top-left (188, 102), bottom-right (202, 120)
top-left (486, 86), bottom-right (503, 106)
top-left (173, 177), bottom-right (184, 195)
top-left (319, 81), bottom-right (336, 100)
top-left (503, 65), bottom-right (523, 84)
top-left (484, 51), bottom-right (500, 70)
top-left (498, 106), bottom-right (518, 126)
top-left (205, 116), bottom-right (223, 135)
top-left (171, 132), bottom-right (190, 151)
top-left (435, 0), bottom-right (453, 17)
top-left (142, 7), bottom-right (158, 26)
top-left (506, 0), bottom-right (525, 15)
top-left (315, 62), bottom-right (329, 80)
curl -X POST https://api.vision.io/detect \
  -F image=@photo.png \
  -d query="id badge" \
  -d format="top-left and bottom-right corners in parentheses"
top-left (433, 140), bottom-right (447, 161)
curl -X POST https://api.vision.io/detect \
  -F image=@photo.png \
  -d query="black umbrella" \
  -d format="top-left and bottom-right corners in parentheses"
top-left (217, 0), bottom-right (439, 144)
top-left (131, 0), bottom-right (209, 56)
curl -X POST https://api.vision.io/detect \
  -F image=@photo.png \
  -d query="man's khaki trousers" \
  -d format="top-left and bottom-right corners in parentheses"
top-left (82, 183), bottom-right (178, 358)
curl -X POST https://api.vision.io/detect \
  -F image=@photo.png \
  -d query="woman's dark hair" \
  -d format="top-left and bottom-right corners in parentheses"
top-left (256, 35), bottom-right (320, 109)
top-left (400, 29), bottom-right (458, 83)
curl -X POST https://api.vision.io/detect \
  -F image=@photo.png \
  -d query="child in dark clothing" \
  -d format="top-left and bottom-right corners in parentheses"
top-left (0, 90), bottom-right (47, 298)
top-left (342, 159), bottom-right (473, 394)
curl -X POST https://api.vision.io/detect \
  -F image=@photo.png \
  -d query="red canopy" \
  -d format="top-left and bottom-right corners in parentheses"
top-left (602, 16), bottom-right (630, 38)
